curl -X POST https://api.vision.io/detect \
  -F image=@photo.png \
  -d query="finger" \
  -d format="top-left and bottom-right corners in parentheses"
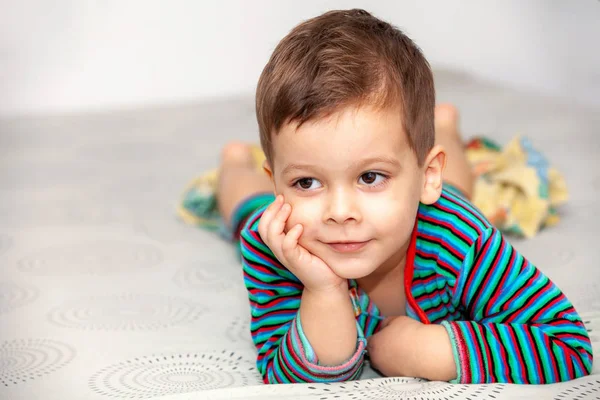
top-left (258, 195), bottom-right (283, 239)
top-left (267, 202), bottom-right (291, 244)
top-left (282, 224), bottom-right (303, 260)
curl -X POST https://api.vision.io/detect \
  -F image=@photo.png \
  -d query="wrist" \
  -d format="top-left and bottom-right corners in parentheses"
top-left (303, 279), bottom-right (349, 297)
top-left (299, 280), bottom-right (357, 366)
top-left (413, 323), bottom-right (456, 381)
top-left (398, 320), bottom-right (427, 377)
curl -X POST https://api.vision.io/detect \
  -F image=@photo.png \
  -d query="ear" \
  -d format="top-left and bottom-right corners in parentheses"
top-left (262, 160), bottom-right (274, 183)
top-left (420, 145), bottom-right (446, 205)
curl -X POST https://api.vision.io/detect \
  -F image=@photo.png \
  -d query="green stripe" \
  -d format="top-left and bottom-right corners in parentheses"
top-left (551, 341), bottom-right (569, 380)
top-left (472, 324), bottom-right (490, 382)
top-left (514, 327), bottom-right (537, 383)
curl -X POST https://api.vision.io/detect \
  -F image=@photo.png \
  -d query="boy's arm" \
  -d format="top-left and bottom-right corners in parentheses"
top-left (437, 226), bottom-right (593, 384)
top-left (240, 221), bottom-right (367, 384)
top-left (300, 283), bottom-right (361, 366)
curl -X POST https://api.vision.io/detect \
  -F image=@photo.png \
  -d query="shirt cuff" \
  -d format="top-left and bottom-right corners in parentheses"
top-left (441, 320), bottom-right (466, 384)
top-left (290, 313), bottom-right (367, 376)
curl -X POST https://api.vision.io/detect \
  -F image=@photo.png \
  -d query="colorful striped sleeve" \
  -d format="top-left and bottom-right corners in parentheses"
top-left (239, 210), bottom-right (367, 384)
top-left (441, 226), bottom-right (593, 384)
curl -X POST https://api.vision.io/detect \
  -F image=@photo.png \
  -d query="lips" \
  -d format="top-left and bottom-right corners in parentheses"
top-left (326, 240), bottom-right (371, 253)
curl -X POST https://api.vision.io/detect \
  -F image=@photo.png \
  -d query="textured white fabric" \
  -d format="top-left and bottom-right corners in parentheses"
top-left (0, 69), bottom-right (598, 399)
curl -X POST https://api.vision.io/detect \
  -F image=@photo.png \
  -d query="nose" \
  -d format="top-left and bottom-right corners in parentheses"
top-left (323, 186), bottom-right (361, 225)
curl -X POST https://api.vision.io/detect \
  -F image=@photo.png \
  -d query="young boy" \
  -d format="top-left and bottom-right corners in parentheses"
top-left (216, 9), bottom-right (593, 384)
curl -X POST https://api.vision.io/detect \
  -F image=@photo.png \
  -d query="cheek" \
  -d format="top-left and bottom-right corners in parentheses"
top-left (364, 193), bottom-right (419, 232)
top-left (369, 202), bottom-right (402, 230)
top-left (285, 198), bottom-right (321, 236)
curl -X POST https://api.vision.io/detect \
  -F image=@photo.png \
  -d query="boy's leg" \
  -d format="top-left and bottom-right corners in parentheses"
top-left (217, 141), bottom-right (274, 228)
top-left (435, 104), bottom-right (474, 199)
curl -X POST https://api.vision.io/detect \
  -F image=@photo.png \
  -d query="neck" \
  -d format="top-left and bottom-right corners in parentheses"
top-left (356, 245), bottom-right (407, 291)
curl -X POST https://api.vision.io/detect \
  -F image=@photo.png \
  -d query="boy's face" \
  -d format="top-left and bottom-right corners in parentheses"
top-left (265, 105), bottom-right (443, 280)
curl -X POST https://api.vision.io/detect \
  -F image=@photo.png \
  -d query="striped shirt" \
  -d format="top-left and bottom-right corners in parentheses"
top-left (239, 188), bottom-right (593, 384)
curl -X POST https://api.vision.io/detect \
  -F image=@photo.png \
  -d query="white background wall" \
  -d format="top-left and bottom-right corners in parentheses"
top-left (1, 0), bottom-right (599, 117)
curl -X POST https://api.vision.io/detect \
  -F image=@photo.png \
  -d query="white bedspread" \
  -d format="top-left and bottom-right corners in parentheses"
top-left (1, 69), bottom-right (598, 399)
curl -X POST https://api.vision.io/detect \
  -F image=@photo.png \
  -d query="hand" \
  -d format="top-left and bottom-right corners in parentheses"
top-left (367, 316), bottom-right (424, 377)
top-left (367, 316), bottom-right (456, 381)
top-left (258, 195), bottom-right (345, 292)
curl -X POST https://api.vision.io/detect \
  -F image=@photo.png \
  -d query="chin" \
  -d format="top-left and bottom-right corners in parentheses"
top-left (326, 259), bottom-right (377, 280)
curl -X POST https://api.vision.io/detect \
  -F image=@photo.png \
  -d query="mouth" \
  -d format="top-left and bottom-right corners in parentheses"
top-left (325, 240), bottom-right (371, 253)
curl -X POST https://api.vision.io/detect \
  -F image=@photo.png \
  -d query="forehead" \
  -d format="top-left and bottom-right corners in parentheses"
top-left (271, 106), bottom-right (409, 168)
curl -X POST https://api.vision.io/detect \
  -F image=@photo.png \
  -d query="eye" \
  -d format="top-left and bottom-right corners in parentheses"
top-left (294, 177), bottom-right (322, 190)
top-left (359, 172), bottom-right (386, 186)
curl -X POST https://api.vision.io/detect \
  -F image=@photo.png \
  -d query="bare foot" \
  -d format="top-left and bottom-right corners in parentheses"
top-left (433, 103), bottom-right (474, 199)
top-left (220, 141), bottom-right (255, 167)
top-left (434, 103), bottom-right (460, 142)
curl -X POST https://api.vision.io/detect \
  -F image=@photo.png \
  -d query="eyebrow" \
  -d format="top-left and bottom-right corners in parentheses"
top-left (281, 156), bottom-right (401, 176)
top-left (351, 156), bottom-right (401, 171)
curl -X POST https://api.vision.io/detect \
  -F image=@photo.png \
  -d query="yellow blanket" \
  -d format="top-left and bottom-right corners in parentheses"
top-left (465, 135), bottom-right (568, 238)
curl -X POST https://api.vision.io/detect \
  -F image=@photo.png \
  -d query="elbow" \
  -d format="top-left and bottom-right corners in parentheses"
top-left (578, 333), bottom-right (594, 378)
top-left (581, 349), bottom-right (594, 377)
top-left (566, 344), bottom-right (594, 381)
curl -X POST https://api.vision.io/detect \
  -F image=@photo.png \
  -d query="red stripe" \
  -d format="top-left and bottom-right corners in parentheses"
top-left (418, 297), bottom-right (450, 319)
top-left (466, 236), bottom-right (507, 317)
top-left (415, 247), bottom-right (461, 276)
top-left (475, 323), bottom-right (495, 383)
top-left (243, 272), bottom-right (275, 290)
top-left (419, 214), bottom-right (472, 245)
top-left (417, 232), bottom-right (463, 265)
top-left (550, 337), bottom-right (579, 379)
top-left (502, 268), bottom-right (540, 314)
top-left (404, 220), bottom-right (430, 324)
top-left (519, 280), bottom-right (553, 313)
top-left (488, 326), bottom-right (513, 383)
top-left (243, 231), bottom-right (279, 262)
top-left (440, 190), bottom-right (488, 227)
top-left (248, 288), bottom-right (277, 297)
top-left (555, 332), bottom-right (592, 342)
top-left (253, 298), bottom-right (298, 311)
top-left (411, 272), bottom-right (438, 287)
top-left (244, 265), bottom-right (302, 291)
top-left (413, 288), bottom-right (445, 306)
top-left (542, 333), bottom-right (560, 382)
top-left (242, 241), bottom-right (278, 267)
top-left (243, 259), bottom-right (278, 277)
top-left (530, 295), bottom-right (564, 322)
top-left (278, 334), bottom-right (304, 382)
top-left (523, 327), bottom-right (545, 383)
top-left (463, 323), bottom-right (485, 381)
top-left (460, 234), bottom-right (493, 307)
top-left (484, 246), bottom-right (516, 315)
top-left (435, 200), bottom-right (480, 234)
top-left (261, 345), bottom-right (277, 363)
top-left (454, 325), bottom-right (471, 383)
top-left (506, 326), bottom-right (529, 381)
top-left (478, 237), bottom-right (506, 295)
top-left (253, 325), bottom-right (289, 343)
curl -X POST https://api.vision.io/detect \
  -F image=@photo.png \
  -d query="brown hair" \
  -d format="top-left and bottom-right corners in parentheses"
top-left (256, 8), bottom-right (435, 166)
